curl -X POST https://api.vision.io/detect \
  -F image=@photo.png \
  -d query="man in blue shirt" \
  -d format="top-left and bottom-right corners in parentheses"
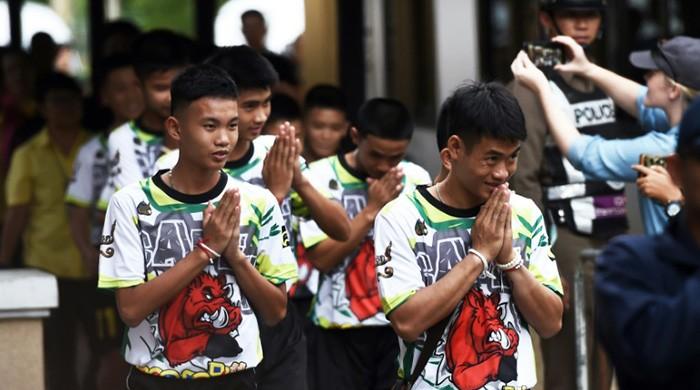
top-left (594, 97), bottom-right (700, 389)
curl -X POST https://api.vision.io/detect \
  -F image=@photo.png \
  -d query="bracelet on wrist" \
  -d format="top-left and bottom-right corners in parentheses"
top-left (495, 250), bottom-right (523, 272)
top-left (196, 238), bottom-right (221, 264)
top-left (468, 248), bottom-right (496, 279)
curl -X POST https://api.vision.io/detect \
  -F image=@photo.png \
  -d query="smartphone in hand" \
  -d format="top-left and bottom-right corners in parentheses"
top-left (523, 41), bottom-right (565, 68)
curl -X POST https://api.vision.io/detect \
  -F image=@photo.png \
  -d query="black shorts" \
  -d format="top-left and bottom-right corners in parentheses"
top-left (255, 300), bottom-right (308, 390)
top-left (126, 367), bottom-right (255, 390)
top-left (311, 326), bottom-right (399, 390)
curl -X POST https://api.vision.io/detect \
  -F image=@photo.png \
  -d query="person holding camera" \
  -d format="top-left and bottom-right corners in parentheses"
top-left (594, 98), bottom-right (700, 389)
top-left (512, 35), bottom-right (700, 234)
top-left (509, 1), bottom-right (620, 389)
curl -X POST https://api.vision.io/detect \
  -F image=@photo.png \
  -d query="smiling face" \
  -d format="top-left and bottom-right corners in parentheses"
top-left (101, 66), bottom-right (143, 124)
top-left (447, 135), bottom-right (520, 203)
top-left (237, 87), bottom-right (272, 143)
top-left (167, 96), bottom-right (239, 172)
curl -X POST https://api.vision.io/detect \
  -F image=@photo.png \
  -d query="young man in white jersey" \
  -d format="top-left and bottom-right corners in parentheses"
top-left (99, 64), bottom-right (296, 389)
top-left (375, 82), bottom-right (563, 390)
top-left (300, 98), bottom-right (431, 389)
top-left (65, 54), bottom-right (142, 389)
top-left (98, 30), bottom-right (191, 209)
top-left (202, 45), bottom-right (350, 390)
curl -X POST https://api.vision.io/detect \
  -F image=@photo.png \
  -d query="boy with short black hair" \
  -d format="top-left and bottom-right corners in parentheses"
top-left (263, 93), bottom-right (302, 137)
top-left (98, 64), bottom-right (295, 389)
top-left (98, 30), bottom-right (191, 209)
top-left (375, 82), bottom-right (563, 389)
top-left (200, 45), bottom-right (350, 390)
top-left (302, 84), bottom-right (349, 163)
top-left (300, 97), bottom-right (431, 390)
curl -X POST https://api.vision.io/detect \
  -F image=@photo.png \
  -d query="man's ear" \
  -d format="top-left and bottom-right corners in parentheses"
top-left (165, 116), bottom-right (181, 144)
top-left (446, 134), bottom-right (464, 161)
top-left (350, 126), bottom-right (360, 146)
top-left (439, 147), bottom-right (452, 172)
top-left (667, 154), bottom-right (682, 188)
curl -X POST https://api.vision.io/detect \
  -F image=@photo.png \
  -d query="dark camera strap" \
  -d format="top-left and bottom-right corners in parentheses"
top-left (403, 316), bottom-right (450, 386)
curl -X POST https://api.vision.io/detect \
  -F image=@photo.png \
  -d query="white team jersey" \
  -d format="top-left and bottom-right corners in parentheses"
top-left (65, 134), bottom-right (109, 243)
top-left (375, 186), bottom-right (563, 389)
top-left (98, 121), bottom-right (165, 209)
top-left (299, 154), bottom-right (431, 328)
top-left (98, 172), bottom-right (297, 378)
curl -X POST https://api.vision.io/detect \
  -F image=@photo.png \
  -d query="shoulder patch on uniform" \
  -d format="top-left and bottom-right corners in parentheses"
top-left (415, 219), bottom-right (428, 236)
top-left (137, 201), bottom-right (152, 216)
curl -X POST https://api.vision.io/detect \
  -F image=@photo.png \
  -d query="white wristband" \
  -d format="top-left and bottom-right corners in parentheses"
top-left (495, 251), bottom-right (523, 271)
top-left (468, 248), bottom-right (496, 279)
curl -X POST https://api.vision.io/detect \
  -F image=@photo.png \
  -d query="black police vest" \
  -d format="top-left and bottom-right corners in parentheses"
top-left (542, 70), bottom-right (628, 239)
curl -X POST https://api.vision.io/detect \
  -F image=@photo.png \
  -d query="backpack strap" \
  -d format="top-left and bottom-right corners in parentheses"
top-left (405, 316), bottom-right (450, 386)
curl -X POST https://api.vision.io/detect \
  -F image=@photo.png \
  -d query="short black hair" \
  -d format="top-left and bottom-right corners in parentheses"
top-left (445, 81), bottom-right (526, 147)
top-left (36, 72), bottom-right (82, 102)
top-left (170, 64), bottom-right (238, 115)
top-left (304, 84), bottom-right (347, 116)
top-left (205, 46), bottom-right (278, 91)
top-left (131, 30), bottom-right (192, 80)
top-left (269, 93), bottom-right (301, 123)
top-left (356, 98), bottom-right (413, 140)
top-left (241, 9), bottom-right (265, 23)
top-left (94, 54), bottom-right (134, 91)
top-left (436, 97), bottom-right (450, 150)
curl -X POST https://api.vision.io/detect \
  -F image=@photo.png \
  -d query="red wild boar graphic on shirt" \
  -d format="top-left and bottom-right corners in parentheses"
top-left (345, 238), bottom-right (382, 321)
top-left (446, 289), bottom-right (519, 390)
top-left (158, 272), bottom-right (243, 366)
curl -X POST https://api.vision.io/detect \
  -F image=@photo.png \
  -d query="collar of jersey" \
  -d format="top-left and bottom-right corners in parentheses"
top-left (142, 169), bottom-right (228, 212)
top-left (409, 185), bottom-right (481, 230)
top-left (129, 121), bottom-right (163, 145)
top-left (224, 141), bottom-right (257, 175)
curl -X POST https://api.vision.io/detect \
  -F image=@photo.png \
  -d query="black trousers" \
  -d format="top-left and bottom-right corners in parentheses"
top-left (311, 326), bottom-right (399, 390)
top-left (255, 300), bottom-right (308, 390)
top-left (126, 367), bottom-right (256, 390)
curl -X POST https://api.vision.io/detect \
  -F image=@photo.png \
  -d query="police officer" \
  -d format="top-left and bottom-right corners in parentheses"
top-left (510, 1), bottom-right (622, 389)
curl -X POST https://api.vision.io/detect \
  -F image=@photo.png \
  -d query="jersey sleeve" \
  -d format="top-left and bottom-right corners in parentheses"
top-left (65, 142), bottom-right (95, 207)
top-left (97, 138), bottom-right (119, 210)
top-left (253, 191), bottom-right (298, 286)
top-left (97, 192), bottom-right (146, 289)
top-left (520, 199), bottom-right (563, 296)
top-left (5, 146), bottom-right (32, 206)
top-left (374, 206), bottom-right (425, 316)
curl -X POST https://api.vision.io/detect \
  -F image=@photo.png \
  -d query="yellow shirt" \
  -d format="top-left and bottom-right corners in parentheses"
top-left (6, 128), bottom-right (90, 279)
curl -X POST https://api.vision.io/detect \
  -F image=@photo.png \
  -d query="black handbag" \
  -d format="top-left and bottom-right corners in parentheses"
top-left (391, 317), bottom-right (450, 390)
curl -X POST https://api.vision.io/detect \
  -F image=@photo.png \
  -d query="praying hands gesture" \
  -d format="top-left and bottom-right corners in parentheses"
top-left (263, 122), bottom-right (298, 203)
top-left (470, 184), bottom-right (513, 263)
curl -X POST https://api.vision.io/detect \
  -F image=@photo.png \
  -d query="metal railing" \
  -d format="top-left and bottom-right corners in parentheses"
top-left (574, 248), bottom-right (602, 390)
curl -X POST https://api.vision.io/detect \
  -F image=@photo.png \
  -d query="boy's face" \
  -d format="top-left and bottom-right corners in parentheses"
top-left (448, 135), bottom-right (520, 203)
top-left (168, 97), bottom-right (239, 171)
top-left (42, 89), bottom-right (82, 130)
top-left (304, 108), bottom-right (348, 159)
top-left (237, 87), bottom-right (272, 144)
top-left (141, 68), bottom-right (183, 121)
top-left (102, 66), bottom-right (143, 123)
top-left (352, 129), bottom-right (410, 179)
